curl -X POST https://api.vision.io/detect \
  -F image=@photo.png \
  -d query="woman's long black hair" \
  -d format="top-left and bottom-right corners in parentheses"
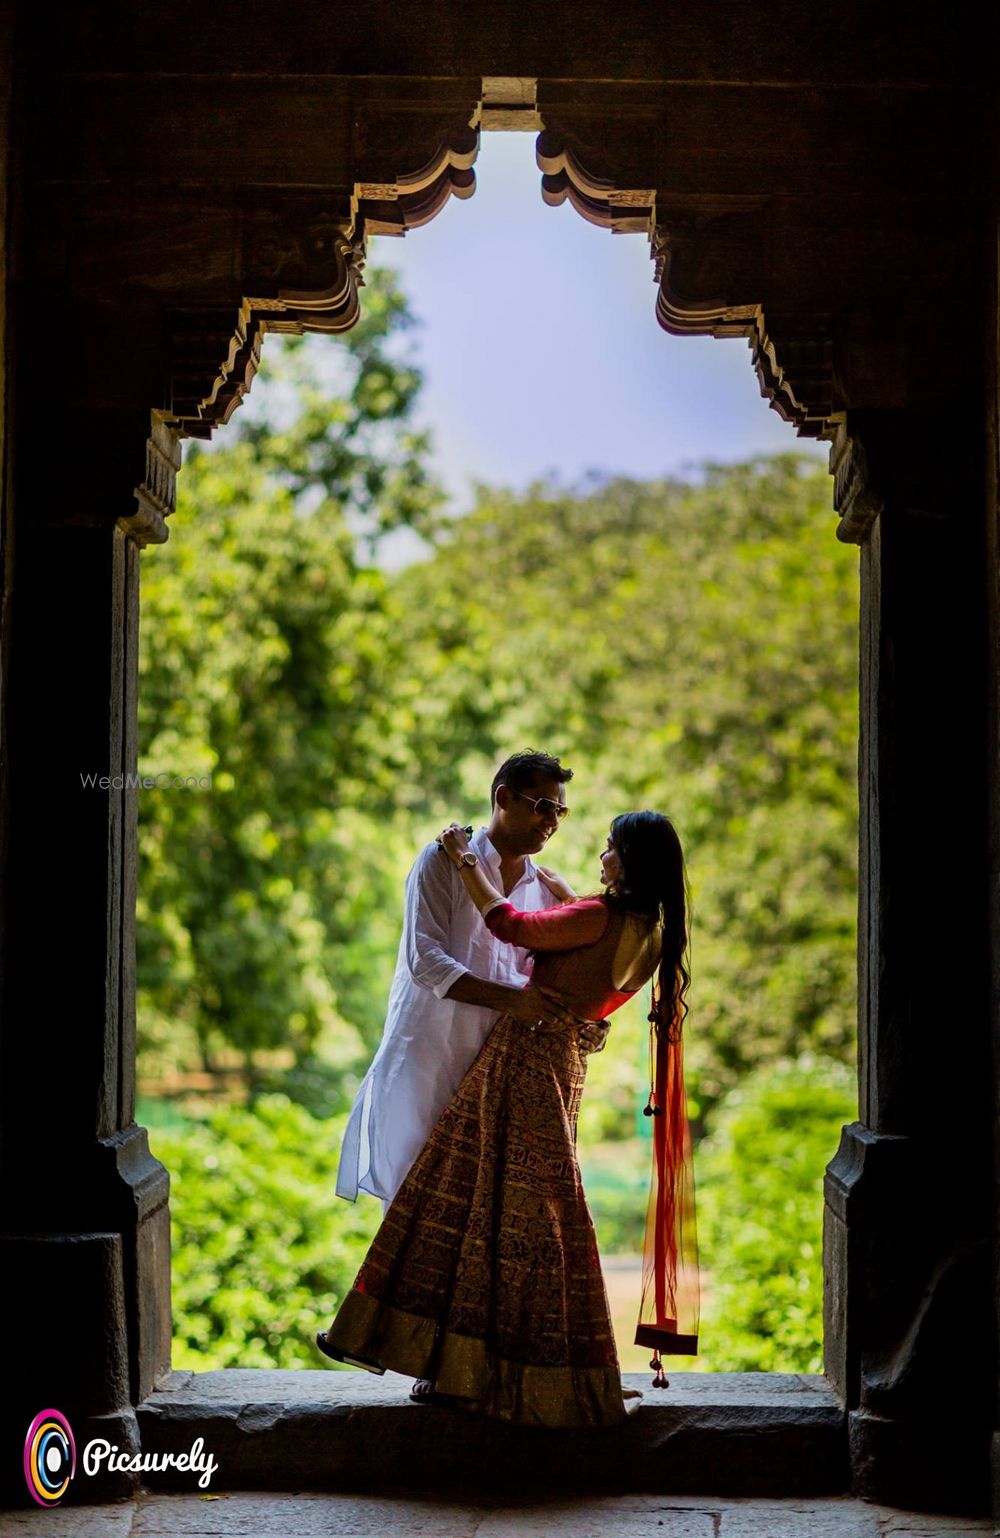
top-left (602, 811), bottom-right (691, 1043)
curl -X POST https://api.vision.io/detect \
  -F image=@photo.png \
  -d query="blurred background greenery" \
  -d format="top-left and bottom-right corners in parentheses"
top-left (138, 268), bottom-right (859, 1377)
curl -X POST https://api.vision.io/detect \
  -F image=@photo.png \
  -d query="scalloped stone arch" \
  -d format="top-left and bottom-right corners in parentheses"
top-left (536, 129), bottom-right (836, 446)
top-left (164, 124), bottom-right (480, 443)
top-left (147, 97), bottom-right (860, 557)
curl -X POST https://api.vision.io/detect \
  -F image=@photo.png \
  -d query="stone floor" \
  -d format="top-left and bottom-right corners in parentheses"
top-left (0, 1492), bottom-right (992, 1536)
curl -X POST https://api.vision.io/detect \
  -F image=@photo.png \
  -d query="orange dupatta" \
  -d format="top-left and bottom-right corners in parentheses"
top-left (634, 1002), bottom-right (700, 1360)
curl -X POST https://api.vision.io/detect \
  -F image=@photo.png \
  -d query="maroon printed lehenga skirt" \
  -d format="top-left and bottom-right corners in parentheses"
top-left (324, 1010), bottom-right (639, 1427)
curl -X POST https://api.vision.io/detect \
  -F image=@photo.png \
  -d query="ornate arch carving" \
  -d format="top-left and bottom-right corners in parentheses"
top-left (536, 131), bottom-right (655, 235)
top-left (533, 124), bottom-right (895, 543)
top-left (125, 118), bottom-right (479, 546)
top-left (537, 128), bottom-right (838, 447)
top-left (163, 122), bottom-right (479, 445)
top-left (136, 106), bottom-right (873, 548)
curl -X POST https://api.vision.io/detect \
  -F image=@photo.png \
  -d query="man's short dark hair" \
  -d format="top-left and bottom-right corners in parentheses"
top-left (491, 751), bottom-right (574, 808)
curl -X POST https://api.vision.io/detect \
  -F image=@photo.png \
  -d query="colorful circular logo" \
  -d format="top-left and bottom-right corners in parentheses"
top-left (23, 1409), bottom-right (77, 1507)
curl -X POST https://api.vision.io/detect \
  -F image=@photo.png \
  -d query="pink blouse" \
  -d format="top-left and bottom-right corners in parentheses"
top-left (483, 897), bottom-right (641, 1021)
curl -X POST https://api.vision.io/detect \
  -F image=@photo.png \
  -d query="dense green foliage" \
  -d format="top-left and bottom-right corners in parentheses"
top-left (137, 274), bottom-right (431, 1095)
top-left (139, 320), bottom-right (859, 1124)
top-left (150, 1096), bottom-right (380, 1370)
top-left (137, 274), bottom-right (861, 1374)
top-left (693, 1054), bottom-right (856, 1371)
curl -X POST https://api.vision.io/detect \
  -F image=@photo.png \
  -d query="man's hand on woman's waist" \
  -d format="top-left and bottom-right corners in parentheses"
top-left (444, 975), bottom-right (607, 1046)
top-left (445, 973), bottom-right (573, 1028)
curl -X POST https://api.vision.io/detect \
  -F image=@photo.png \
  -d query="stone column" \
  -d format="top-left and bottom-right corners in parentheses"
top-left (824, 410), bottom-right (994, 1514)
top-left (986, 201), bottom-right (1000, 1538)
top-left (0, 397), bottom-right (175, 1500)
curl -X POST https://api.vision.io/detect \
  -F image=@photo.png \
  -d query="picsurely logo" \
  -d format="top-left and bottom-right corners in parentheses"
top-left (24, 1410), bottom-right (75, 1507)
top-left (24, 1409), bottom-right (219, 1507)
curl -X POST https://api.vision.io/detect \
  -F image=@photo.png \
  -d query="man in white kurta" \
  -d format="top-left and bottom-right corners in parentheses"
top-left (336, 754), bottom-right (583, 1211)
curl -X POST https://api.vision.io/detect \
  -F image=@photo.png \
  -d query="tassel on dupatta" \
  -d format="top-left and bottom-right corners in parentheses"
top-left (635, 986), bottom-right (700, 1384)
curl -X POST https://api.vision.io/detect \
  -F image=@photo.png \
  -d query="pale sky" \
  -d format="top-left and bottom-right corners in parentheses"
top-left (369, 130), bottom-right (827, 511)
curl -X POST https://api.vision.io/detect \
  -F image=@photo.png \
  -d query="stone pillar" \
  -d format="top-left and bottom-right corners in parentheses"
top-left (824, 410), bottom-right (994, 1514)
top-left (0, 398), bottom-right (174, 1501)
top-left (986, 204), bottom-right (1000, 1538)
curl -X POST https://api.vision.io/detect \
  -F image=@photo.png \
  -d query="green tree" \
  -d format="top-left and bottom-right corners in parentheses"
top-left (390, 458), bottom-right (860, 1125)
top-left (694, 1055), bottom-right (856, 1371)
top-left (137, 271), bottom-right (436, 1099)
top-left (151, 1066), bottom-right (856, 1373)
top-left (151, 1097), bottom-right (380, 1369)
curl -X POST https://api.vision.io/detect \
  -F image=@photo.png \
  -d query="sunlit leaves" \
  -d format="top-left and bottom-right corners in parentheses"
top-left (151, 1097), bottom-right (380, 1370)
top-left (137, 269), bottom-right (437, 1088)
top-left (231, 270), bottom-right (443, 549)
top-left (694, 1056), bottom-right (856, 1371)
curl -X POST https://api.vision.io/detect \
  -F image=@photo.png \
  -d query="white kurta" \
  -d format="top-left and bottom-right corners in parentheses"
top-left (336, 826), bottom-right (555, 1208)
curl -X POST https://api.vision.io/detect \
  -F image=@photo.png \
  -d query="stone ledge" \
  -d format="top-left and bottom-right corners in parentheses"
top-left (136, 1370), bottom-right (847, 1497)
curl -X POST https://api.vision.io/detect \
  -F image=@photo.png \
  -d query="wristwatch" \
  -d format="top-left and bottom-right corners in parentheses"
top-left (456, 851), bottom-right (478, 869)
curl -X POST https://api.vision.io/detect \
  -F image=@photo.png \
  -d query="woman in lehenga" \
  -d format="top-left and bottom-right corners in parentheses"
top-left (316, 810), bottom-right (700, 1428)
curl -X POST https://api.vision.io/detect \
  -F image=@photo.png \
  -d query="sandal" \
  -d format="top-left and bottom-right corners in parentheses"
top-left (315, 1330), bottom-right (385, 1375)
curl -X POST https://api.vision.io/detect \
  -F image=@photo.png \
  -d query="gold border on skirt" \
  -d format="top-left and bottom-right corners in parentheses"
top-left (324, 1287), bottom-right (642, 1428)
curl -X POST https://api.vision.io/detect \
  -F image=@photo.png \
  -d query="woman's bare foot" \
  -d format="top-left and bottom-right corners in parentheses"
top-left (409, 1378), bottom-right (479, 1412)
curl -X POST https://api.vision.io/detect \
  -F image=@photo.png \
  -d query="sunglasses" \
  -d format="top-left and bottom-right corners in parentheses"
top-left (508, 788), bottom-right (570, 821)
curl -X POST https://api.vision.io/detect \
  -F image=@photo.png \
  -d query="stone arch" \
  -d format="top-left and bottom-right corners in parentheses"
top-left (124, 116), bottom-right (482, 547)
top-left (136, 101), bottom-right (879, 556)
top-left (2, 48), bottom-right (993, 1518)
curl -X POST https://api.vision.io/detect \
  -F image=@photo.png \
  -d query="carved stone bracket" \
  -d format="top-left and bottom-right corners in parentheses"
top-left (168, 300), bottom-right (265, 439)
top-left (536, 129), bottom-right (655, 235)
top-left (162, 216), bottom-right (360, 444)
top-left (357, 125), bottom-right (478, 238)
top-left (116, 116), bottom-right (479, 542)
top-left (119, 415), bottom-right (184, 549)
top-left (829, 420), bottom-right (885, 545)
top-left (750, 316), bottom-right (837, 440)
top-left (828, 408), bottom-right (961, 546)
top-left (160, 124), bottom-right (479, 449)
top-left (653, 212), bottom-right (837, 442)
top-left (536, 130), bottom-right (842, 459)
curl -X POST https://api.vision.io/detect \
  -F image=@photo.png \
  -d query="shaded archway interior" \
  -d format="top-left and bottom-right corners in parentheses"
top-left (1, 16), bottom-right (995, 1518)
